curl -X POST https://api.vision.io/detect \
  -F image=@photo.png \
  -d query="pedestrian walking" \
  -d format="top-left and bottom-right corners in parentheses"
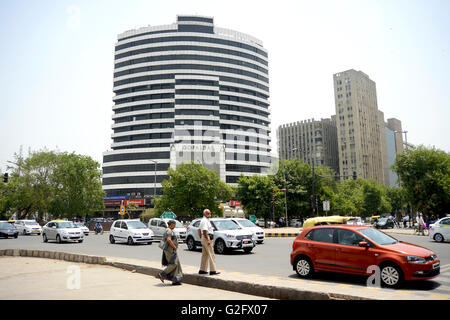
top-left (417, 213), bottom-right (425, 236)
top-left (158, 220), bottom-right (183, 285)
top-left (198, 209), bottom-right (220, 276)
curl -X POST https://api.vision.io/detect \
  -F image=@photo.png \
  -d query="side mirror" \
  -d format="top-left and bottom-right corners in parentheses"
top-left (358, 241), bottom-right (369, 248)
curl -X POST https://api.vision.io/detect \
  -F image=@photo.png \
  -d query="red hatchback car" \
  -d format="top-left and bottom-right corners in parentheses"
top-left (290, 225), bottom-right (440, 288)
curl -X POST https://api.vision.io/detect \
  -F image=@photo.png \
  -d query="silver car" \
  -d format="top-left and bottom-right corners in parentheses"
top-left (148, 218), bottom-right (187, 243)
top-left (42, 221), bottom-right (84, 243)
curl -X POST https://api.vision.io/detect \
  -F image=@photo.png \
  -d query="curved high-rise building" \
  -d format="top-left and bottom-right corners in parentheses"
top-left (102, 15), bottom-right (271, 201)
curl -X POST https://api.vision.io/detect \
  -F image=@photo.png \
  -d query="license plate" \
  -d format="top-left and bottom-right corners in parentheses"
top-left (433, 262), bottom-right (440, 269)
top-left (243, 240), bottom-right (250, 244)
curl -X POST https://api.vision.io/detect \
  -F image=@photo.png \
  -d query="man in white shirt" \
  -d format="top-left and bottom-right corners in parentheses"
top-left (198, 208), bottom-right (220, 275)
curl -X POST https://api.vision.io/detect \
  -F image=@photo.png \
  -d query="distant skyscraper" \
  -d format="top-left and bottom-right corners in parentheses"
top-left (277, 118), bottom-right (339, 174)
top-left (102, 15), bottom-right (271, 201)
top-left (333, 69), bottom-right (385, 184)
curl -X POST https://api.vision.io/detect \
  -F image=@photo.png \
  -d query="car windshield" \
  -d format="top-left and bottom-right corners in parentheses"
top-left (0, 222), bottom-right (14, 229)
top-left (127, 221), bottom-right (147, 229)
top-left (25, 221), bottom-right (39, 225)
top-left (56, 222), bottom-right (76, 228)
top-left (212, 220), bottom-right (240, 231)
top-left (236, 219), bottom-right (256, 228)
top-left (73, 223), bottom-right (84, 227)
top-left (173, 220), bottom-right (183, 228)
top-left (378, 218), bottom-right (388, 223)
top-left (360, 228), bottom-right (398, 245)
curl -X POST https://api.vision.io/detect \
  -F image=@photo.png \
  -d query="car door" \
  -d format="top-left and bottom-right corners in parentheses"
top-left (15, 221), bottom-right (22, 233)
top-left (149, 219), bottom-right (158, 236)
top-left (334, 229), bottom-right (377, 275)
top-left (157, 220), bottom-right (167, 239)
top-left (308, 228), bottom-right (337, 271)
top-left (439, 218), bottom-right (450, 240)
top-left (47, 222), bottom-right (56, 240)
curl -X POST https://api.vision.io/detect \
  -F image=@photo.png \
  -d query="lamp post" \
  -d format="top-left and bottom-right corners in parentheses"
top-left (149, 160), bottom-right (158, 206)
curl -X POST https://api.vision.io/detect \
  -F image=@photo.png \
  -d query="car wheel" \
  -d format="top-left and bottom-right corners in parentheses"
top-left (243, 247), bottom-right (253, 254)
top-left (214, 239), bottom-right (226, 254)
top-left (127, 236), bottom-right (134, 245)
top-left (23, 230), bottom-right (27, 235)
top-left (380, 263), bottom-right (403, 288)
top-left (294, 256), bottom-right (314, 278)
top-left (186, 236), bottom-right (196, 251)
top-left (14, 233), bottom-right (18, 238)
top-left (78, 240), bottom-right (83, 243)
top-left (56, 235), bottom-right (62, 244)
top-left (257, 240), bottom-right (264, 244)
top-left (43, 233), bottom-right (48, 243)
top-left (434, 233), bottom-right (444, 243)
top-left (109, 235), bottom-right (115, 244)
top-left (147, 241), bottom-right (152, 245)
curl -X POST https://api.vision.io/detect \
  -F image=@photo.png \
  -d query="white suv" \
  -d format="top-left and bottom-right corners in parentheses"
top-left (110, 219), bottom-right (154, 245)
top-left (15, 220), bottom-right (42, 235)
top-left (42, 220), bottom-right (83, 243)
top-left (228, 218), bottom-right (265, 244)
top-left (186, 218), bottom-right (255, 254)
top-left (148, 218), bottom-right (187, 242)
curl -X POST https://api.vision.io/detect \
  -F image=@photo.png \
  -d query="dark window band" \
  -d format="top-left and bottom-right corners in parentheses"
top-left (104, 152), bottom-right (170, 163)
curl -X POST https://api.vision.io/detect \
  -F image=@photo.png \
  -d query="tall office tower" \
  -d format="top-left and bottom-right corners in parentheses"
top-left (386, 118), bottom-right (404, 154)
top-left (277, 118), bottom-right (339, 174)
top-left (102, 15), bottom-right (271, 201)
top-left (333, 69), bottom-right (385, 184)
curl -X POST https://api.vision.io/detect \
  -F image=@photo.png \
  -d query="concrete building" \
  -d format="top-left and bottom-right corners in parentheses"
top-left (277, 118), bottom-right (339, 174)
top-left (333, 69), bottom-right (385, 184)
top-left (102, 15), bottom-right (271, 201)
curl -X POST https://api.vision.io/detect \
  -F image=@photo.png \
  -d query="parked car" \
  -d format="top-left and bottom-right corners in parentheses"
top-left (289, 219), bottom-right (303, 227)
top-left (110, 219), bottom-right (154, 245)
top-left (148, 218), bottom-right (187, 242)
top-left (429, 217), bottom-right (450, 243)
top-left (374, 217), bottom-right (395, 229)
top-left (0, 221), bottom-right (19, 238)
top-left (186, 218), bottom-right (255, 254)
top-left (42, 220), bottom-right (84, 243)
top-left (73, 222), bottom-right (90, 236)
top-left (14, 220), bottom-right (42, 235)
top-left (345, 217), bottom-right (364, 226)
top-left (290, 225), bottom-right (440, 288)
top-left (228, 218), bottom-right (265, 244)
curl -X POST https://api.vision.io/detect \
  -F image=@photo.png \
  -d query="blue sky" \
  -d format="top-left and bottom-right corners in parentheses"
top-left (1, 0), bottom-right (449, 172)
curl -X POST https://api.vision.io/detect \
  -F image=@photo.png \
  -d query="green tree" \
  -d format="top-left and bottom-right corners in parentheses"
top-left (155, 162), bottom-right (232, 217)
top-left (236, 174), bottom-right (283, 222)
top-left (393, 146), bottom-right (450, 217)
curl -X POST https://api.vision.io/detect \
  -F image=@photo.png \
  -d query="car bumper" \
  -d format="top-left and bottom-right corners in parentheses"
top-left (403, 260), bottom-right (441, 281)
top-left (0, 231), bottom-right (18, 237)
top-left (226, 239), bottom-right (254, 249)
top-left (133, 236), bottom-right (153, 242)
top-left (61, 236), bottom-right (83, 242)
top-left (24, 229), bottom-right (42, 234)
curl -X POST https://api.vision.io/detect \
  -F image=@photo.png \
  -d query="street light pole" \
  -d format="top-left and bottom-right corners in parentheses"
top-left (149, 160), bottom-right (158, 206)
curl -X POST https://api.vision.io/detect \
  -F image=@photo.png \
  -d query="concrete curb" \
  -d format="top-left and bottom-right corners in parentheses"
top-left (0, 248), bottom-right (366, 300)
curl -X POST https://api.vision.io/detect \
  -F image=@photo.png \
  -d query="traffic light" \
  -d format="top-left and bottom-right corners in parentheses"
top-left (352, 171), bottom-right (357, 180)
top-left (3, 173), bottom-right (8, 183)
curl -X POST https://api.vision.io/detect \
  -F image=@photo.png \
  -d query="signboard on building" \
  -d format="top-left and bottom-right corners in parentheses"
top-left (104, 199), bottom-right (145, 207)
top-left (230, 200), bottom-right (241, 207)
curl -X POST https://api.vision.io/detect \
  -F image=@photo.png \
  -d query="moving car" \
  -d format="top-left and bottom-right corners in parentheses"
top-left (73, 222), bottom-right (90, 236)
top-left (228, 218), bottom-right (265, 244)
top-left (14, 220), bottom-right (42, 235)
top-left (429, 217), bottom-right (450, 243)
top-left (0, 221), bottom-right (19, 238)
top-left (374, 217), bottom-right (395, 229)
top-left (290, 225), bottom-right (440, 288)
top-left (110, 219), bottom-right (154, 245)
top-left (289, 219), bottom-right (303, 227)
top-left (42, 220), bottom-right (84, 243)
top-left (148, 218), bottom-right (187, 242)
top-left (186, 218), bottom-right (255, 254)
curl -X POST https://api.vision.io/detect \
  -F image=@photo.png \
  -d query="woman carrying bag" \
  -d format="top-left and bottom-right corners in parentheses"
top-left (157, 220), bottom-right (183, 285)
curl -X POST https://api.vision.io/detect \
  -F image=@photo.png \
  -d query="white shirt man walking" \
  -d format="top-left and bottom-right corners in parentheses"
top-left (198, 209), bottom-right (220, 275)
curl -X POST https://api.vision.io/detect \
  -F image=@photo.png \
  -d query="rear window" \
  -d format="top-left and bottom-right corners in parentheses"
top-left (306, 228), bottom-right (334, 243)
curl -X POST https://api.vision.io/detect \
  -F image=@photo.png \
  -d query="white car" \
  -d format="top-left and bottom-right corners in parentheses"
top-left (289, 219), bottom-right (303, 227)
top-left (14, 220), bottom-right (42, 235)
top-left (73, 222), bottom-right (90, 236)
top-left (42, 220), bottom-right (84, 243)
top-left (429, 217), bottom-right (450, 243)
top-left (228, 218), bottom-right (265, 244)
top-left (148, 218), bottom-right (187, 242)
top-left (110, 219), bottom-right (154, 245)
top-left (186, 218), bottom-right (255, 254)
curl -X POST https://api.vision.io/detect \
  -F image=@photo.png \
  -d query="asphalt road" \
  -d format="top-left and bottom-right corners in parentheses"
top-left (1, 232), bottom-right (449, 297)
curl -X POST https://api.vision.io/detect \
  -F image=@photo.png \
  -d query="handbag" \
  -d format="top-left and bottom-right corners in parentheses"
top-left (159, 238), bottom-right (166, 250)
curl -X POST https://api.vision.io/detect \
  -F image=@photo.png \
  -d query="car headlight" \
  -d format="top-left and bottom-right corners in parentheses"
top-left (405, 255), bottom-right (426, 263)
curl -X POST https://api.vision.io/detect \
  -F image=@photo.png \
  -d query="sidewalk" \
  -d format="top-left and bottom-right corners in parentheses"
top-left (1, 248), bottom-right (447, 300)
